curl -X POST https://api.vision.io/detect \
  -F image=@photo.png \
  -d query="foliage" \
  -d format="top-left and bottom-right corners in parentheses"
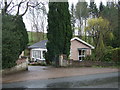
top-left (84, 54), bottom-right (95, 61)
top-left (85, 46), bottom-right (120, 65)
top-left (70, 3), bottom-right (76, 35)
top-left (99, 2), bottom-right (104, 16)
top-left (15, 16), bottom-right (29, 54)
top-left (75, 1), bottom-right (88, 19)
top-left (99, 2), bottom-right (119, 47)
top-left (86, 17), bottom-right (115, 61)
top-left (86, 17), bottom-right (111, 47)
top-left (27, 31), bottom-right (47, 45)
top-left (103, 47), bottom-right (120, 65)
top-left (46, 2), bottom-right (72, 65)
top-left (89, 1), bottom-right (98, 17)
top-left (2, 14), bottom-right (28, 69)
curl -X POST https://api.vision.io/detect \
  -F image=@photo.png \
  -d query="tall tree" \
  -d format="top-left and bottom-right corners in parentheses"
top-left (75, 0), bottom-right (88, 37)
top-left (89, 0), bottom-right (98, 18)
top-left (46, 2), bottom-right (72, 66)
top-left (100, 1), bottom-right (119, 47)
top-left (86, 17), bottom-right (113, 61)
top-left (27, 1), bottom-right (47, 42)
top-left (99, 2), bottom-right (104, 16)
top-left (70, 3), bottom-right (76, 36)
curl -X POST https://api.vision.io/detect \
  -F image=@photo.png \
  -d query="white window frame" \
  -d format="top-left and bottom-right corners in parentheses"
top-left (31, 48), bottom-right (47, 61)
top-left (78, 49), bottom-right (86, 61)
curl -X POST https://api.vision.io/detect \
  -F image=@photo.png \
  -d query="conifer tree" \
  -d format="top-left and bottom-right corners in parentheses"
top-left (89, 1), bottom-right (98, 17)
top-left (99, 2), bottom-right (104, 12)
top-left (46, 2), bottom-right (72, 65)
top-left (70, 3), bottom-right (76, 36)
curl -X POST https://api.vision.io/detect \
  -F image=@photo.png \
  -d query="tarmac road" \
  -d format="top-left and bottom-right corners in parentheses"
top-left (2, 72), bottom-right (119, 88)
top-left (2, 66), bottom-right (118, 83)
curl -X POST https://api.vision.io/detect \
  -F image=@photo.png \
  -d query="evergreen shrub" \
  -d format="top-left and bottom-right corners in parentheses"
top-left (2, 14), bottom-right (28, 69)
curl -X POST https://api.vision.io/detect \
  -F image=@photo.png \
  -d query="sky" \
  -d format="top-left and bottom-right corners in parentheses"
top-left (23, 0), bottom-right (118, 32)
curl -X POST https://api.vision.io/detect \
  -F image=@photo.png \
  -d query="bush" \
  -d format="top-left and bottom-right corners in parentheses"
top-left (102, 46), bottom-right (113, 62)
top-left (102, 47), bottom-right (120, 65)
top-left (84, 55), bottom-right (94, 61)
top-left (2, 14), bottom-right (28, 69)
top-left (112, 48), bottom-right (120, 65)
top-left (85, 46), bottom-right (120, 65)
top-left (84, 50), bottom-right (96, 61)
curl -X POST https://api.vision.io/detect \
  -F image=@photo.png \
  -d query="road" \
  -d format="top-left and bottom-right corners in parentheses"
top-left (3, 66), bottom-right (118, 83)
top-left (2, 72), bottom-right (119, 88)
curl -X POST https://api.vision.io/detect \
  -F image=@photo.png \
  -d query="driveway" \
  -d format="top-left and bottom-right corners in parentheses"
top-left (2, 66), bottom-right (118, 84)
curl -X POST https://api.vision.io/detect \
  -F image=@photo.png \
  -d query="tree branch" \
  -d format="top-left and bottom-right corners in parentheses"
top-left (20, 2), bottom-right (29, 16)
top-left (4, 0), bottom-right (13, 13)
top-left (20, 1), bottom-right (44, 16)
top-left (29, 2), bottom-right (44, 8)
top-left (8, 4), bottom-right (18, 13)
top-left (16, 0), bottom-right (25, 15)
top-left (7, 0), bottom-right (13, 8)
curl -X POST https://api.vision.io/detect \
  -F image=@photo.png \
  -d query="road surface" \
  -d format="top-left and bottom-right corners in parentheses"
top-left (3, 66), bottom-right (118, 83)
top-left (2, 72), bottom-right (119, 88)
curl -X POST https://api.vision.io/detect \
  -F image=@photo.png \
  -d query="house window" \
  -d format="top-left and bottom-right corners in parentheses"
top-left (32, 50), bottom-right (41, 59)
top-left (37, 51), bottom-right (41, 59)
top-left (78, 49), bottom-right (86, 61)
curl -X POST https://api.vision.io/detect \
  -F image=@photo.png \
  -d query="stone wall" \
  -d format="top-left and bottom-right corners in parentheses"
top-left (2, 58), bottom-right (28, 75)
top-left (69, 60), bottom-right (115, 67)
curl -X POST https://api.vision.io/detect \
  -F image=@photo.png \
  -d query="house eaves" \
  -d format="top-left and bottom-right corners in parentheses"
top-left (71, 37), bottom-right (95, 49)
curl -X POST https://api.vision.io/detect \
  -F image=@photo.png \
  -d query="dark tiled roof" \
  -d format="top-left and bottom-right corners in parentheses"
top-left (28, 40), bottom-right (48, 49)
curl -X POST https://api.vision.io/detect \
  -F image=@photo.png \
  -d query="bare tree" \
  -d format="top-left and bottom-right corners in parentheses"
top-left (1, 0), bottom-right (46, 17)
top-left (1, 0), bottom-right (47, 43)
top-left (27, 0), bottom-right (47, 42)
top-left (75, 0), bottom-right (89, 38)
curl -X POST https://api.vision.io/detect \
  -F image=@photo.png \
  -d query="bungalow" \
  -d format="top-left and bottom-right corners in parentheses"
top-left (28, 40), bottom-right (48, 62)
top-left (70, 37), bottom-right (94, 61)
top-left (28, 37), bottom-right (94, 62)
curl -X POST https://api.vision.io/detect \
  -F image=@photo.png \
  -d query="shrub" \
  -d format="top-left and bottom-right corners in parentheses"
top-left (102, 47), bottom-right (120, 65)
top-left (112, 48), bottom-right (120, 65)
top-left (84, 55), bottom-right (94, 61)
top-left (85, 46), bottom-right (120, 65)
top-left (2, 14), bottom-right (28, 69)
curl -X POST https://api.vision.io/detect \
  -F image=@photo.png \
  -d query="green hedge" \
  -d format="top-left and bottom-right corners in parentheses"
top-left (85, 47), bottom-right (120, 65)
top-left (103, 48), bottom-right (120, 63)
